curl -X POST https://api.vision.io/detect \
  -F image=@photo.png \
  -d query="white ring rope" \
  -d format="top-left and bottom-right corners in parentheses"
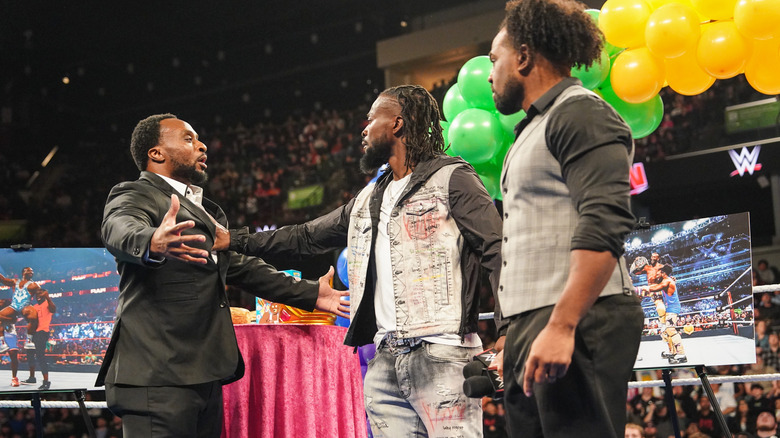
top-left (629, 373), bottom-right (780, 389)
top-left (0, 400), bottom-right (107, 409)
top-left (754, 284), bottom-right (780, 294)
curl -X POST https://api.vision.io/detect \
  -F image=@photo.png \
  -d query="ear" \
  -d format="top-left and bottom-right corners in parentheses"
top-left (392, 116), bottom-right (404, 136)
top-left (517, 44), bottom-right (533, 76)
top-left (148, 146), bottom-right (165, 164)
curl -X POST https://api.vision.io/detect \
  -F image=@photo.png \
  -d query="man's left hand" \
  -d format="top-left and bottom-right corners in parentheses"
top-left (522, 322), bottom-right (574, 397)
top-left (315, 266), bottom-right (350, 318)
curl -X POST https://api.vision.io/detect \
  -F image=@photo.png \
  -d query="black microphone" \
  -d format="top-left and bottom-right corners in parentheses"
top-left (462, 348), bottom-right (504, 399)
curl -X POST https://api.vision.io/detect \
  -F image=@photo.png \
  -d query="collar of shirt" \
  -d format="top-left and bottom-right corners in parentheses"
top-left (155, 174), bottom-right (204, 205)
top-left (513, 77), bottom-right (583, 138)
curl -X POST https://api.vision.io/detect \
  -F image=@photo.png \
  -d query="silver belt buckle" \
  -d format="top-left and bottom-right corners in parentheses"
top-left (384, 332), bottom-right (422, 356)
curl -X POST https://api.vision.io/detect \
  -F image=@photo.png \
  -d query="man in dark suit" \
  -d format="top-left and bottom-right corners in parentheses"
top-left (99, 113), bottom-right (349, 437)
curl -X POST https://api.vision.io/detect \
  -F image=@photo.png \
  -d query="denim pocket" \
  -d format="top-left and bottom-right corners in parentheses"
top-left (423, 343), bottom-right (478, 363)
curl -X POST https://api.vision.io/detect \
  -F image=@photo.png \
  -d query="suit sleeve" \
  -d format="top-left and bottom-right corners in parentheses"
top-left (101, 182), bottom-right (166, 266)
top-left (225, 252), bottom-right (319, 311)
top-left (448, 165), bottom-right (508, 336)
top-left (229, 197), bottom-right (355, 258)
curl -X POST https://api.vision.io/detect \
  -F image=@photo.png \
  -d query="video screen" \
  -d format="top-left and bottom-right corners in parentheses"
top-left (0, 248), bottom-right (118, 391)
top-left (625, 213), bottom-right (755, 369)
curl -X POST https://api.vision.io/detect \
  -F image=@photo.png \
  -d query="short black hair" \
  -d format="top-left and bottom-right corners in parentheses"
top-left (502, 0), bottom-right (603, 76)
top-left (130, 113), bottom-right (177, 171)
top-left (660, 265), bottom-right (673, 275)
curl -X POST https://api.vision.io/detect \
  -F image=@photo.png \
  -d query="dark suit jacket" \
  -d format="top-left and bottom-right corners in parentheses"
top-left (97, 171), bottom-right (318, 387)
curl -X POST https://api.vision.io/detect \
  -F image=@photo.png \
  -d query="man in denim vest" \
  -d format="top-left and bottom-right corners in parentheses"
top-left (219, 85), bottom-right (503, 437)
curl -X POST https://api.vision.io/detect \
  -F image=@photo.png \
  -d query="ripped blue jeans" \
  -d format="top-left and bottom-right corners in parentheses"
top-left (363, 341), bottom-right (483, 438)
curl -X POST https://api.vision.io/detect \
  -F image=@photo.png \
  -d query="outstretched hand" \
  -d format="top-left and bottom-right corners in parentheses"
top-left (150, 194), bottom-right (210, 264)
top-left (314, 266), bottom-right (350, 318)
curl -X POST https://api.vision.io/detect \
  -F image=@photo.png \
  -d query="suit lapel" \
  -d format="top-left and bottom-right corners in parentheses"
top-left (141, 171), bottom-right (216, 239)
top-left (140, 171), bottom-right (220, 269)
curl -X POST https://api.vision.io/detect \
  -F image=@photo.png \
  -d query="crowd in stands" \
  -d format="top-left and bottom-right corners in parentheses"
top-left (634, 75), bottom-right (771, 163)
top-left (0, 74), bottom-right (778, 436)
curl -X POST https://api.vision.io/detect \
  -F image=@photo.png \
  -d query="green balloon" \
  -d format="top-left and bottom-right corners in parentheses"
top-left (496, 109), bottom-right (526, 135)
top-left (457, 56), bottom-right (495, 111)
top-left (441, 120), bottom-right (456, 156)
top-left (477, 172), bottom-right (501, 200)
top-left (449, 108), bottom-right (504, 165)
top-left (597, 82), bottom-right (664, 139)
top-left (572, 50), bottom-right (611, 90)
top-left (443, 84), bottom-right (470, 122)
top-left (631, 95), bottom-right (664, 139)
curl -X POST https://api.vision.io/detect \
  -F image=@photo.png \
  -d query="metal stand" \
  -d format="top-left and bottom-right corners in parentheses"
top-left (695, 366), bottom-right (732, 438)
top-left (661, 369), bottom-right (682, 438)
top-left (659, 367), bottom-right (732, 438)
top-left (31, 392), bottom-right (42, 438)
top-left (74, 389), bottom-right (97, 438)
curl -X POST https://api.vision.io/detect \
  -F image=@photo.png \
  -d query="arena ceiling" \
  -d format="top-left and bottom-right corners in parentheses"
top-left (2, 1), bottom-right (498, 146)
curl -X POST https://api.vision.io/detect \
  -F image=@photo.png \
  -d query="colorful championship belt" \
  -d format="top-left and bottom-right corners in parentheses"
top-left (253, 270), bottom-right (336, 325)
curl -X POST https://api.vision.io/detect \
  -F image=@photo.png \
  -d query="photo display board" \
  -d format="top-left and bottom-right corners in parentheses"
top-left (0, 248), bottom-right (118, 391)
top-left (625, 213), bottom-right (755, 369)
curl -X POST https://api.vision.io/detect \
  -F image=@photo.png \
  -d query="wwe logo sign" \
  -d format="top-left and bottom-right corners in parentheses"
top-left (729, 146), bottom-right (762, 177)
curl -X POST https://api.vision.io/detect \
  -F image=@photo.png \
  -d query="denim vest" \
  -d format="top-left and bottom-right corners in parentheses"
top-left (346, 164), bottom-right (465, 339)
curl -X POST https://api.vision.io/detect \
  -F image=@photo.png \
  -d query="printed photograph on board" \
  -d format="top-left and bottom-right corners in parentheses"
top-left (625, 213), bottom-right (755, 369)
top-left (0, 248), bottom-right (118, 391)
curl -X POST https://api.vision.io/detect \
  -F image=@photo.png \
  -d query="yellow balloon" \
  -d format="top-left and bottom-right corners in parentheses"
top-left (647, 0), bottom-right (672, 9)
top-left (610, 48), bottom-right (666, 103)
top-left (745, 38), bottom-right (780, 94)
top-left (600, 0), bottom-right (654, 48)
top-left (665, 52), bottom-right (716, 95)
top-left (735, 0), bottom-right (780, 40)
top-left (696, 20), bottom-right (749, 79)
top-left (690, 0), bottom-right (738, 20)
top-left (646, 3), bottom-right (701, 58)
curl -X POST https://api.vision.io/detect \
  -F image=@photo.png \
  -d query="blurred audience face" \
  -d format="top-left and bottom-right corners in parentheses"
top-left (625, 423), bottom-right (644, 438)
top-left (757, 411), bottom-right (777, 433)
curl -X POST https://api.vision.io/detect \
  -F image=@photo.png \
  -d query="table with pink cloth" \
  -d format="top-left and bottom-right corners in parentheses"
top-left (221, 324), bottom-right (368, 438)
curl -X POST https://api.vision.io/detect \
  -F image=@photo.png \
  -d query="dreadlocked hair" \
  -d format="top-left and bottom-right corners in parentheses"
top-left (503, 0), bottom-right (603, 76)
top-left (380, 85), bottom-right (445, 170)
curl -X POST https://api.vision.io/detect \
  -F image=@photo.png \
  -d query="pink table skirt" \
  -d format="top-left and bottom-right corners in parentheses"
top-left (222, 324), bottom-right (368, 438)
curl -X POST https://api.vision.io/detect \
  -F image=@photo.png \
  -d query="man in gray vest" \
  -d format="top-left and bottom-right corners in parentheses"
top-left (487, 0), bottom-right (644, 437)
top-left (217, 85), bottom-right (503, 437)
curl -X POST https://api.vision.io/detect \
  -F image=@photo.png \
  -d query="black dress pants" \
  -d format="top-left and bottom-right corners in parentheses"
top-left (106, 380), bottom-right (223, 438)
top-left (503, 293), bottom-right (644, 438)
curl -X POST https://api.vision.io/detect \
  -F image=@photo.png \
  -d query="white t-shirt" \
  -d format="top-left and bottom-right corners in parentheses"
top-left (372, 173), bottom-right (481, 348)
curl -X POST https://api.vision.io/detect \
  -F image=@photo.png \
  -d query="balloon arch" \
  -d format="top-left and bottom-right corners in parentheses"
top-left (441, 0), bottom-right (780, 200)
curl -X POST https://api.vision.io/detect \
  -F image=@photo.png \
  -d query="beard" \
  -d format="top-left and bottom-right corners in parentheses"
top-left (494, 75), bottom-right (525, 116)
top-left (171, 158), bottom-right (208, 185)
top-left (360, 136), bottom-right (393, 175)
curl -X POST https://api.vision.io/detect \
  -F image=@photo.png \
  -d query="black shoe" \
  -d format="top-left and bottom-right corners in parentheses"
top-left (661, 351), bottom-right (675, 359)
top-left (668, 355), bottom-right (688, 365)
top-left (22, 377), bottom-right (36, 384)
top-left (38, 380), bottom-right (50, 391)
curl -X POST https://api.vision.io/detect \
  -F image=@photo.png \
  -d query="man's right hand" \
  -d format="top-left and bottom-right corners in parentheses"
top-left (149, 194), bottom-right (210, 264)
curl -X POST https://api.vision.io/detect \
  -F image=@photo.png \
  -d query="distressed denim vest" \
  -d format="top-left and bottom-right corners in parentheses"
top-left (347, 164), bottom-right (465, 339)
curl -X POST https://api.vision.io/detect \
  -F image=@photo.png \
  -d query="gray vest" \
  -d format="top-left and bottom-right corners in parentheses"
top-left (498, 85), bottom-right (632, 316)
